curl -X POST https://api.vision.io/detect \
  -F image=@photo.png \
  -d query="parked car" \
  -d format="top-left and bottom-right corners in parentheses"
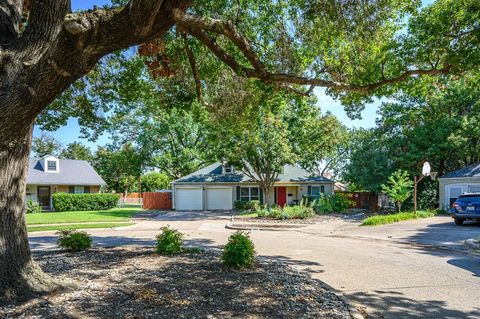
top-left (451, 193), bottom-right (480, 225)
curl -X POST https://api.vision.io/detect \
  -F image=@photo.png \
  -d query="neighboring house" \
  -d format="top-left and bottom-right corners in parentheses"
top-left (172, 162), bottom-right (334, 211)
top-left (438, 163), bottom-right (480, 209)
top-left (26, 155), bottom-right (106, 210)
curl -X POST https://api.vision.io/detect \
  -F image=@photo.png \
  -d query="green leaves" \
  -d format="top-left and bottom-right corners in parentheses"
top-left (381, 169), bottom-right (414, 212)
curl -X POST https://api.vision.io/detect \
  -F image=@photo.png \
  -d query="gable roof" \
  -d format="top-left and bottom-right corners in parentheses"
top-left (440, 163), bottom-right (480, 179)
top-left (174, 162), bottom-right (334, 184)
top-left (27, 158), bottom-right (106, 186)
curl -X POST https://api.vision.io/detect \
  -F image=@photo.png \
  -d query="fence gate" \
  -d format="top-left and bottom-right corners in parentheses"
top-left (143, 192), bottom-right (172, 210)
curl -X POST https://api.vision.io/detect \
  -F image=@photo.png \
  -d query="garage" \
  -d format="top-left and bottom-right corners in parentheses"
top-left (175, 187), bottom-right (203, 210)
top-left (439, 163), bottom-right (480, 209)
top-left (206, 187), bottom-right (232, 210)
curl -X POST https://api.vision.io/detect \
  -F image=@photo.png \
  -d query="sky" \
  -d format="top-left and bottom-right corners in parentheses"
top-left (33, 0), bottom-right (393, 150)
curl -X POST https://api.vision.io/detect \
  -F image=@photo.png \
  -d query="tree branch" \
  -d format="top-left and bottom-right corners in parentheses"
top-left (24, 0), bottom-right (71, 42)
top-left (182, 32), bottom-right (203, 104)
top-left (63, 0), bottom-right (191, 56)
top-left (0, 0), bottom-right (22, 44)
top-left (175, 11), bottom-right (453, 94)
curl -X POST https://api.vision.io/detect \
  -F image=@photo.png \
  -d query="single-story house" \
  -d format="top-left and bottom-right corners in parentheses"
top-left (439, 163), bottom-right (480, 209)
top-left (26, 155), bottom-right (106, 210)
top-left (172, 162), bottom-right (334, 211)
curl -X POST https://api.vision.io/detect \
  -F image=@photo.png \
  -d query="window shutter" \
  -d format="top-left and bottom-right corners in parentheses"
top-left (84, 186), bottom-right (91, 194)
top-left (69, 186), bottom-right (74, 194)
top-left (259, 188), bottom-right (264, 204)
top-left (236, 186), bottom-right (241, 200)
top-left (307, 186), bottom-right (312, 195)
top-left (321, 186), bottom-right (325, 193)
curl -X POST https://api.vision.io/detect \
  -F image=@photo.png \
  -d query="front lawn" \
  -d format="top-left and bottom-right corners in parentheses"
top-left (361, 210), bottom-right (436, 226)
top-left (26, 207), bottom-right (141, 225)
top-left (28, 222), bottom-right (134, 232)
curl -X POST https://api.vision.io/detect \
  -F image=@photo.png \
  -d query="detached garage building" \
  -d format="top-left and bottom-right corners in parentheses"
top-left (439, 163), bottom-right (480, 209)
top-left (172, 162), bottom-right (334, 211)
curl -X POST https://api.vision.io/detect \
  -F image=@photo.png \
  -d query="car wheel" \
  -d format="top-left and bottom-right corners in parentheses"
top-left (454, 218), bottom-right (464, 225)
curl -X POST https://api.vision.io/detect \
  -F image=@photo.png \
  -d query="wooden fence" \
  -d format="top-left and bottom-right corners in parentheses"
top-left (338, 191), bottom-right (379, 211)
top-left (142, 191), bottom-right (172, 210)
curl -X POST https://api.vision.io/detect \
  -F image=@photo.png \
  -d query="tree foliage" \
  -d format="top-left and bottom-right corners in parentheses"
top-left (141, 172), bottom-right (171, 192)
top-left (59, 142), bottom-right (93, 161)
top-left (92, 144), bottom-right (143, 195)
top-left (381, 170), bottom-right (414, 213)
top-left (31, 133), bottom-right (62, 158)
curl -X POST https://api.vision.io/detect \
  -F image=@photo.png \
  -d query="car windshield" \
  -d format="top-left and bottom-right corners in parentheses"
top-left (457, 195), bottom-right (480, 203)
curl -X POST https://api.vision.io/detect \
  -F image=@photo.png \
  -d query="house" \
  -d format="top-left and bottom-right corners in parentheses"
top-left (172, 162), bottom-right (334, 211)
top-left (26, 155), bottom-right (106, 210)
top-left (438, 163), bottom-right (480, 209)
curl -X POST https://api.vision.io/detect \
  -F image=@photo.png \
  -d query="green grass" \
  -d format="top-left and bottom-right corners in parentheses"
top-left (361, 210), bottom-right (436, 226)
top-left (26, 207), bottom-right (142, 225)
top-left (27, 222), bottom-right (134, 232)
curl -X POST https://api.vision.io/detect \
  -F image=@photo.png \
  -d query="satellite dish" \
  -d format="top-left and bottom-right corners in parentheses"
top-left (422, 161), bottom-right (431, 176)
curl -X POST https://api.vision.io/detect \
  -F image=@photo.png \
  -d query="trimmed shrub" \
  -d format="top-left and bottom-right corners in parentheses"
top-left (57, 230), bottom-right (92, 252)
top-left (222, 231), bottom-right (255, 268)
top-left (26, 200), bottom-right (42, 214)
top-left (256, 203), bottom-right (314, 220)
top-left (330, 193), bottom-right (352, 212)
top-left (156, 226), bottom-right (184, 255)
top-left (52, 193), bottom-right (119, 211)
top-left (312, 194), bottom-right (353, 214)
top-left (234, 200), bottom-right (260, 211)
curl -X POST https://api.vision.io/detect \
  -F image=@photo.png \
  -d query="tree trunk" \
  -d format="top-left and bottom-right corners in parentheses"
top-left (262, 186), bottom-right (271, 208)
top-left (0, 123), bottom-right (59, 303)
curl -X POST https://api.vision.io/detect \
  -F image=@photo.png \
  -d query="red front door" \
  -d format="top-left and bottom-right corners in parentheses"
top-left (277, 187), bottom-right (287, 207)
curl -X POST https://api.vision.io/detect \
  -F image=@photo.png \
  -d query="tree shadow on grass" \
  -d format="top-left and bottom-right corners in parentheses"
top-left (346, 289), bottom-right (480, 319)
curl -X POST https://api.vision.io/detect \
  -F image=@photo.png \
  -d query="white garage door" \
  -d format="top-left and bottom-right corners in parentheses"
top-left (206, 187), bottom-right (232, 210)
top-left (175, 187), bottom-right (203, 210)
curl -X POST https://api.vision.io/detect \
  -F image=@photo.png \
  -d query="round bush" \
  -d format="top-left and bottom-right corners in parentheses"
top-left (57, 230), bottom-right (92, 252)
top-left (222, 231), bottom-right (255, 268)
top-left (156, 226), bottom-right (184, 255)
top-left (26, 200), bottom-right (42, 214)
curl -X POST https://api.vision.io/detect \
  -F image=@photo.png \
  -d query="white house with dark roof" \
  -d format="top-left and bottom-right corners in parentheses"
top-left (172, 162), bottom-right (334, 211)
top-left (26, 155), bottom-right (106, 210)
top-left (439, 163), bottom-right (480, 209)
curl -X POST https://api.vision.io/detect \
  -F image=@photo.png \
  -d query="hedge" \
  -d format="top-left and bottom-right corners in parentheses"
top-left (52, 193), bottom-right (119, 211)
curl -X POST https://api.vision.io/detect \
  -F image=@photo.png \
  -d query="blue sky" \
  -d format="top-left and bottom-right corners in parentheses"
top-left (33, 0), bottom-right (399, 149)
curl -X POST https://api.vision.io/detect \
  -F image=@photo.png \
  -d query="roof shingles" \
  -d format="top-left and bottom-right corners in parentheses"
top-left (27, 158), bottom-right (106, 185)
top-left (174, 162), bottom-right (333, 184)
top-left (441, 163), bottom-right (480, 178)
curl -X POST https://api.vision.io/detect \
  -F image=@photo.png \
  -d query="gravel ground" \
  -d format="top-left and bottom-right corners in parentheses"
top-left (240, 215), bottom-right (340, 224)
top-left (1, 247), bottom-right (352, 319)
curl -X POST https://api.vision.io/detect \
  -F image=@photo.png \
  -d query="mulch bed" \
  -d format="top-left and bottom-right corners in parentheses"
top-left (1, 248), bottom-right (352, 319)
top-left (239, 215), bottom-right (341, 225)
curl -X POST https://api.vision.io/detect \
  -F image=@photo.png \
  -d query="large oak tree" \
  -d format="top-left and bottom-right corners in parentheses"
top-left (0, 0), bottom-right (478, 301)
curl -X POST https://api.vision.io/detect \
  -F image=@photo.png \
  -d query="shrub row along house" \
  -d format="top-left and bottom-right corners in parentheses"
top-left (26, 155), bottom-right (106, 210)
top-left (172, 162), bottom-right (334, 210)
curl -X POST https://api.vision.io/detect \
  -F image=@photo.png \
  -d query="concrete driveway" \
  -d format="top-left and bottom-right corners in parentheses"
top-left (29, 213), bottom-right (480, 319)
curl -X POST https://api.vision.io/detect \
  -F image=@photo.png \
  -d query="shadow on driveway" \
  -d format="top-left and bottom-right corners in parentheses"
top-left (406, 218), bottom-right (480, 249)
top-left (347, 290), bottom-right (480, 319)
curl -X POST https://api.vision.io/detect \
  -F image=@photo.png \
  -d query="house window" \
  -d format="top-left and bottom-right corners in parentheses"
top-left (47, 160), bottom-right (57, 171)
top-left (309, 186), bottom-right (325, 197)
top-left (70, 186), bottom-right (84, 194)
top-left (84, 186), bottom-right (91, 193)
top-left (241, 187), bottom-right (259, 201)
top-left (224, 165), bottom-right (234, 174)
top-left (310, 186), bottom-right (320, 197)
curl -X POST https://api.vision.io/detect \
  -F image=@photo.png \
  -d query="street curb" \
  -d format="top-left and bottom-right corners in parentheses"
top-left (465, 239), bottom-right (480, 250)
top-left (316, 281), bottom-right (365, 319)
top-left (225, 223), bottom-right (306, 231)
